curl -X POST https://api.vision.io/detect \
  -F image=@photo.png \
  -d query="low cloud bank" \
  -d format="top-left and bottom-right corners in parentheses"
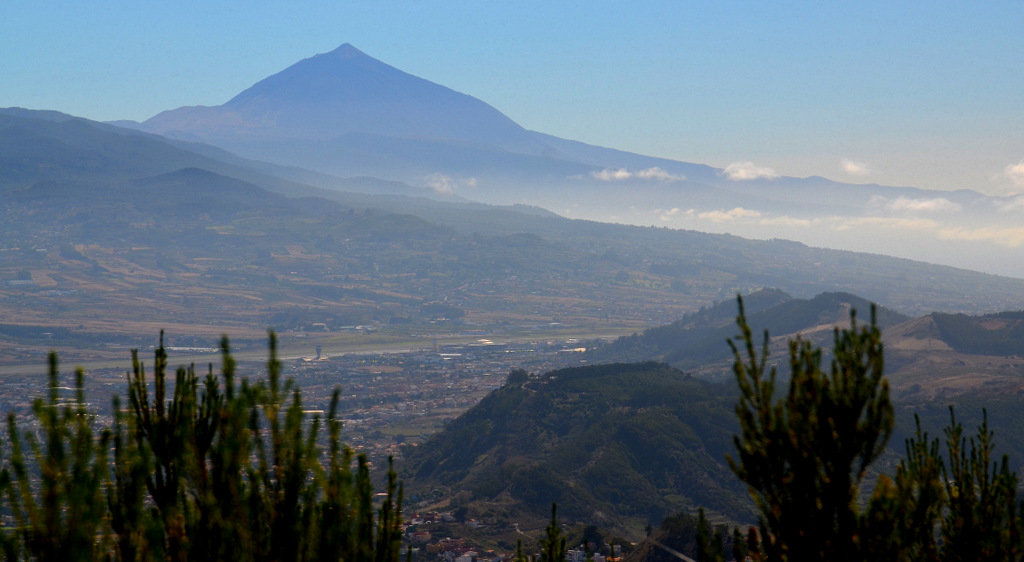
top-left (425, 173), bottom-right (476, 195)
top-left (722, 161), bottom-right (779, 181)
top-left (591, 167), bottom-right (685, 182)
top-left (870, 195), bottom-right (961, 213)
top-left (698, 207), bottom-right (762, 222)
top-left (841, 159), bottom-right (871, 177)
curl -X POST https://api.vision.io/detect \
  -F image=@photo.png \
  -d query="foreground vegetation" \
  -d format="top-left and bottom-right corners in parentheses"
top-left (724, 296), bottom-right (1022, 561)
top-left (0, 333), bottom-right (402, 562)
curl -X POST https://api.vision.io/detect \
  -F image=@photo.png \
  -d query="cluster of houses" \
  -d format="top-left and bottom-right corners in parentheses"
top-left (404, 511), bottom-right (622, 562)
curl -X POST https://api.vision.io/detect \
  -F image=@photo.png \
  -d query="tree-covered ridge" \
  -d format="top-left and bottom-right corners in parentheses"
top-left (0, 335), bottom-right (403, 561)
top-left (591, 290), bottom-right (909, 370)
top-left (585, 289), bottom-right (794, 365)
top-left (404, 362), bottom-right (752, 528)
top-left (931, 310), bottom-right (1024, 356)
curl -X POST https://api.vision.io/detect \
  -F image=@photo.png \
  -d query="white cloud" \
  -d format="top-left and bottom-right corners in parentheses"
top-left (829, 215), bottom-right (1024, 246)
top-left (996, 196), bottom-right (1024, 212)
top-left (656, 208), bottom-right (679, 222)
top-left (591, 167), bottom-right (685, 182)
top-left (425, 174), bottom-right (456, 195)
top-left (591, 168), bottom-right (633, 181)
top-left (834, 216), bottom-right (939, 232)
top-left (698, 207), bottom-right (762, 222)
top-left (722, 161), bottom-right (779, 181)
top-left (840, 159), bottom-right (871, 177)
top-left (939, 226), bottom-right (1024, 247)
top-left (760, 216), bottom-right (813, 227)
top-left (655, 207), bottom-right (695, 222)
top-left (425, 173), bottom-right (476, 195)
top-left (878, 196), bottom-right (961, 213)
top-left (637, 167), bottom-right (685, 181)
top-left (1005, 162), bottom-right (1024, 188)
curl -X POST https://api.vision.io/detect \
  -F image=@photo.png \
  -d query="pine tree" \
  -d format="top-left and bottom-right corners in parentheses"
top-left (515, 538), bottom-right (528, 562)
top-left (730, 527), bottom-right (747, 562)
top-left (5, 355), bottom-right (110, 561)
top-left (695, 508), bottom-right (723, 562)
top-left (726, 295), bottom-right (892, 560)
top-left (859, 415), bottom-right (944, 560)
top-left (725, 294), bottom-right (1024, 560)
top-left (540, 503), bottom-right (566, 562)
top-left (0, 332), bottom-right (405, 561)
top-left (941, 409), bottom-right (1020, 561)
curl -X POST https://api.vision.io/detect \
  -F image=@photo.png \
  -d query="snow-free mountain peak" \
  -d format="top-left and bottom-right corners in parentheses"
top-left (329, 42), bottom-right (366, 58)
top-left (224, 42), bottom-right (415, 107)
top-left (117, 46), bottom-right (1024, 278)
top-left (141, 42), bottom-right (530, 148)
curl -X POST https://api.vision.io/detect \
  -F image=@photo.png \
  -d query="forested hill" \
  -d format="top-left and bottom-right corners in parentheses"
top-left (402, 362), bottom-right (751, 530)
top-left (929, 311), bottom-right (1024, 356)
top-left (589, 291), bottom-right (910, 369)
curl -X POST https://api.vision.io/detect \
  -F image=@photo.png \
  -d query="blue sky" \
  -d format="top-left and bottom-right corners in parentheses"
top-left (2, 1), bottom-right (1023, 194)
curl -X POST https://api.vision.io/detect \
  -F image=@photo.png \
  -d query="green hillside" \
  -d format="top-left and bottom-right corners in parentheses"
top-left (930, 311), bottom-right (1024, 356)
top-left (403, 362), bottom-right (752, 530)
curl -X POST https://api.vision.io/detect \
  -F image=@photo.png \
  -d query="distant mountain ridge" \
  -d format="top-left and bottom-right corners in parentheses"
top-left (6, 107), bottom-right (1024, 368)
top-left (590, 289), bottom-right (1024, 404)
top-left (589, 290), bottom-right (910, 370)
top-left (0, 107), bottom-right (435, 199)
top-left (909, 310), bottom-right (1024, 357)
top-left (114, 43), bottom-right (772, 189)
top-left (8, 108), bottom-right (1024, 306)
top-left (110, 43), bottom-right (1024, 277)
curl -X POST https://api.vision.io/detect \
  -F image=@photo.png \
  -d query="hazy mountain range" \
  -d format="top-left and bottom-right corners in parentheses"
top-left (6, 41), bottom-right (1024, 369)
top-left (5, 105), bottom-right (1024, 367)
top-left (111, 43), bottom-right (1024, 278)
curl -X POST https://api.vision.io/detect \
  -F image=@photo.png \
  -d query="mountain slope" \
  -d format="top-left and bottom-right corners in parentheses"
top-left (403, 363), bottom-right (751, 528)
top-left (6, 108), bottom-right (1024, 366)
top-left (119, 44), bottom-right (750, 194)
top-left (928, 311), bottom-right (1024, 356)
top-left (0, 107), bottom-right (434, 199)
top-left (118, 44), bottom-right (1024, 277)
top-left (590, 291), bottom-right (910, 371)
top-left (590, 288), bottom-right (1024, 406)
top-left (140, 44), bottom-right (541, 151)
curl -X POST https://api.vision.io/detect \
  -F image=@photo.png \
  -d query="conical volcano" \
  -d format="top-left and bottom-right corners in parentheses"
top-left (140, 43), bottom-right (532, 147)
